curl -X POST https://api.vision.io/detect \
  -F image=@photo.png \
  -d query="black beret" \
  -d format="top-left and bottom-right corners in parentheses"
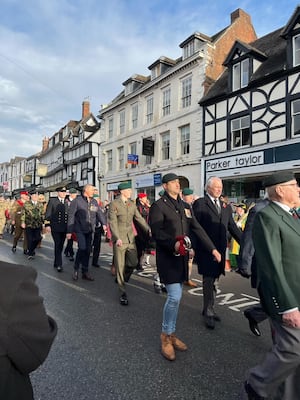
top-left (162, 173), bottom-right (179, 184)
top-left (56, 186), bottom-right (67, 192)
top-left (29, 189), bottom-right (38, 195)
top-left (263, 171), bottom-right (295, 188)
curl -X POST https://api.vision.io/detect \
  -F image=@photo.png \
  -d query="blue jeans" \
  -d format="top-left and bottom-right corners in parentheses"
top-left (162, 283), bottom-right (183, 335)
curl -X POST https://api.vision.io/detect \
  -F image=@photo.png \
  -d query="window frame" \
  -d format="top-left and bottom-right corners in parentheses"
top-left (293, 34), bottom-right (300, 67)
top-left (180, 124), bottom-right (190, 155)
top-left (181, 76), bottom-right (192, 108)
top-left (292, 98), bottom-right (300, 136)
top-left (161, 131), bottom-right (170, 160)
top-left (162, 87), bottom-right (171, 116)
top-left (232, 58), bottom-right (250, 91)
top-left (231, 116), bottom-right (251, 149)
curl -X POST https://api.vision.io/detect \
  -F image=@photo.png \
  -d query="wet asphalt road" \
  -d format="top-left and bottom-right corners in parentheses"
top-left (0, 233), bottom-right (271, 400)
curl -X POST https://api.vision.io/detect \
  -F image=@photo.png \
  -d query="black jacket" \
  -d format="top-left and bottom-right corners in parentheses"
top-left (193, 195), bottom-right (242, 278)
top-left (67, 194), bottom-right (106, 234)
top-left (44, 197), bottom-right (68, 232)
top-left (149, 193), bottom-right (216, 284)
top-left (0, 262), bottom-right (57, 400)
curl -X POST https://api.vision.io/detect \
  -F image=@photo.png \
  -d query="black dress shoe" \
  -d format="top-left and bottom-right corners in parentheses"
top-left (64, 253), bottom-right (70, 257)
top-left (204, 316), bottom-right (215, 329)
top-left (92, 263), bottom-right (100, 268)
top-left (82, 272), bottom-right (94, 281)
top-left (244, 311), bottom-right (261, 336)
top-left (24, 249), bottom-right (28, 255)
top-left (69, 256), bottom-right (74, 261)
top-left (57, 266), bottom-right (63, 272)
top-left (213, 314), bottom-right (221, 322)
top-left (11, 247), bottom-right (16, 253)
top-left (120, 293), bottom-right (128, 306)
top-left (72, 270), bottom-right (79, 281)
top-left (244, 381), bottom-right (266, 399)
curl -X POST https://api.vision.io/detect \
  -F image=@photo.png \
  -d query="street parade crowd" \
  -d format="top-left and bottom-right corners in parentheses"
top-left (1, 171), bottom-right (300, 399)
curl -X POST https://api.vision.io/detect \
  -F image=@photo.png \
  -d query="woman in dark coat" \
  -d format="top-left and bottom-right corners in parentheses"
top-left (149, 173), bottom-right (221, 361)
top-left (0, 261), bottom-right (57, 400)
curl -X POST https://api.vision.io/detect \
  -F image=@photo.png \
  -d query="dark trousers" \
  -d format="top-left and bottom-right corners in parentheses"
top-left (92, 227), bottom-right (102, 265)
top-left (64, 238), bottom-right (74, 257)
top-left (244, 304), bottom-right (268, 323)
top-left (74, 231), bottom-right (93, 273)
top-left (202, 276), bottom-right (218, 317)
top-left (51, 231), bottom-right (66, 267)
top-left (25, 227), bottom-right (42, 256)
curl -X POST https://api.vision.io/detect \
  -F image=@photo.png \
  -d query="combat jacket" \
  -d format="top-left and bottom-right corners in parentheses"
top-left (21, 201), bottom-right (44, 229)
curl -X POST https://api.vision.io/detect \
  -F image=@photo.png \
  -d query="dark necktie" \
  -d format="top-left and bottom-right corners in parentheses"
top-left (214, 199), bottom-right (221, 215)
top-left (290, 208), bottom-right (299, 220)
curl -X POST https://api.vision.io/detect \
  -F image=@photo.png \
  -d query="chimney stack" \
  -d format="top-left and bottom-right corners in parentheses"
top-left (42, 137), bottom-right (49, 152)
top-left (82, 100), bottom-right (90, 119)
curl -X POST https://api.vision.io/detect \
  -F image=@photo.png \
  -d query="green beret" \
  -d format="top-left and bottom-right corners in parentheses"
top-left (162, 173), bottom-right (179, 184)
top-left (68, 188), bottom-right (77, 194)
top-left (263, 171), bottom-right (295, 188)
top-left (182, 188), bottom-right (193, 196)
top-left (118, 181), bottom-right (132, 191)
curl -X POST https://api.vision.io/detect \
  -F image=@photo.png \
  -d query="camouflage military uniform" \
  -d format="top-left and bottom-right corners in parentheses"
top-left (0, 199), bottom-right (7, 238)
top-left (11, 199), bottom-right (28, 252)
top-left (21, 201), bottom-right (44, 258)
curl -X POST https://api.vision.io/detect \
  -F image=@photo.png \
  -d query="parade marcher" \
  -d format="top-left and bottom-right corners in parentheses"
top-left (181, 187), bottom-right (197, 288)
top-left (237, 195), bottom-right (270, 337)
top-left (44, 187), bottom-right (69, 272)
top-left (11, 191), bottom-right (29, 254)
top-left (108, 181), bottom-right (150, 305)
top-left (91, 192), bottom-right (106, 268)
top-left (0, 260), bottom-right (57, 400)
top-left (0, 194), bottom-right (7, 239)
top-left (244, 171), bottom-right (300, 400)
top-left (135, 192), bottom-right (151, 271)
top-left (66, 184), bottom-right (106, 281)
top-left (193, 176), bottom-right (242, 330)
top-left (64, 188), bottom-right (78, 261)
top-left (229, 202), bottom-right (248, 270)
top-left (149, 173), bottom-right (221, 361)
top-left (21, 190), bottom-right (45, 260)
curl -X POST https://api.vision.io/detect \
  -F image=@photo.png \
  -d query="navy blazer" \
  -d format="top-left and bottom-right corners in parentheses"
top-left (44, 197), bottom-right (68, 232)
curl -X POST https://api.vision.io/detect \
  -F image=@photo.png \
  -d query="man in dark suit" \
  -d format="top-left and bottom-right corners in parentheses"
top-left (64, 188), bottom-right (78, 261)
top-left (149, 173), bottom-right (221, 361)
top-left (0, 261), bottom-right (57, 400)
top-left (237, 197), bottom-right (270, 337)
top-left (193, 176), bottom-right (242, 329)
top-left (244, 171), bottom-right (300, 400)
top-left (45, 186), bottom-right (68, 272)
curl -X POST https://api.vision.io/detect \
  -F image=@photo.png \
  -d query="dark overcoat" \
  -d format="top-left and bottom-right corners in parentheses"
top-left (149, 193), bottom-right (216, 284)
top-left (0, 262), bottom-right (57, 400)
top-left (253, 202), bottom-right (300, 320)
top-left (44, 197), bottom-right (68, 232)
top-left (193, 194), bottom-right (242, 278)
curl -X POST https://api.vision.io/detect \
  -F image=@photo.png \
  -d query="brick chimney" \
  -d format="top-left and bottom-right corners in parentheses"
top-left (82, 100), bottom-right (90, 119)
top-left (42, 137), bottom-right (49, 152)
top-left (231, 8), bottom-right (251, 24)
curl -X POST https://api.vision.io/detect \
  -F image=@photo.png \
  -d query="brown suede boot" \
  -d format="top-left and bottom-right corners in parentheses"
top-left (160, 333), bottom-right (175, 361)
top-left (170, 334), bottom-right (188, 351)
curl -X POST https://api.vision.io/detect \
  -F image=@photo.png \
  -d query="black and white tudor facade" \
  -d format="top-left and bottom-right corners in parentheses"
top-left (200, 5), bottom-right (300, 202)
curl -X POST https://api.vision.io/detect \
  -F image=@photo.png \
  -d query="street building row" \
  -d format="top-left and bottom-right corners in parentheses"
top-left (1, 6), bottom-right (300, 203)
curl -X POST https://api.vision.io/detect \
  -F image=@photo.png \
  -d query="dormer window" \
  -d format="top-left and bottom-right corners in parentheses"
top-left (183, 41), bottom-right (195, 59)
top-left (293, 34), bottom-right (300, 66)
top-left (232, 58), bottom-right (249, 91)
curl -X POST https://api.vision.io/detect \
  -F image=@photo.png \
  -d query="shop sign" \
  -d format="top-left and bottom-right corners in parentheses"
top-left (206, 151), bottom-right (264, 172)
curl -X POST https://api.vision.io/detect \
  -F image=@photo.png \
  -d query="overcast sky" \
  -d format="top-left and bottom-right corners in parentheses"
top-left (0, 0), bottom-right (298, 163)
